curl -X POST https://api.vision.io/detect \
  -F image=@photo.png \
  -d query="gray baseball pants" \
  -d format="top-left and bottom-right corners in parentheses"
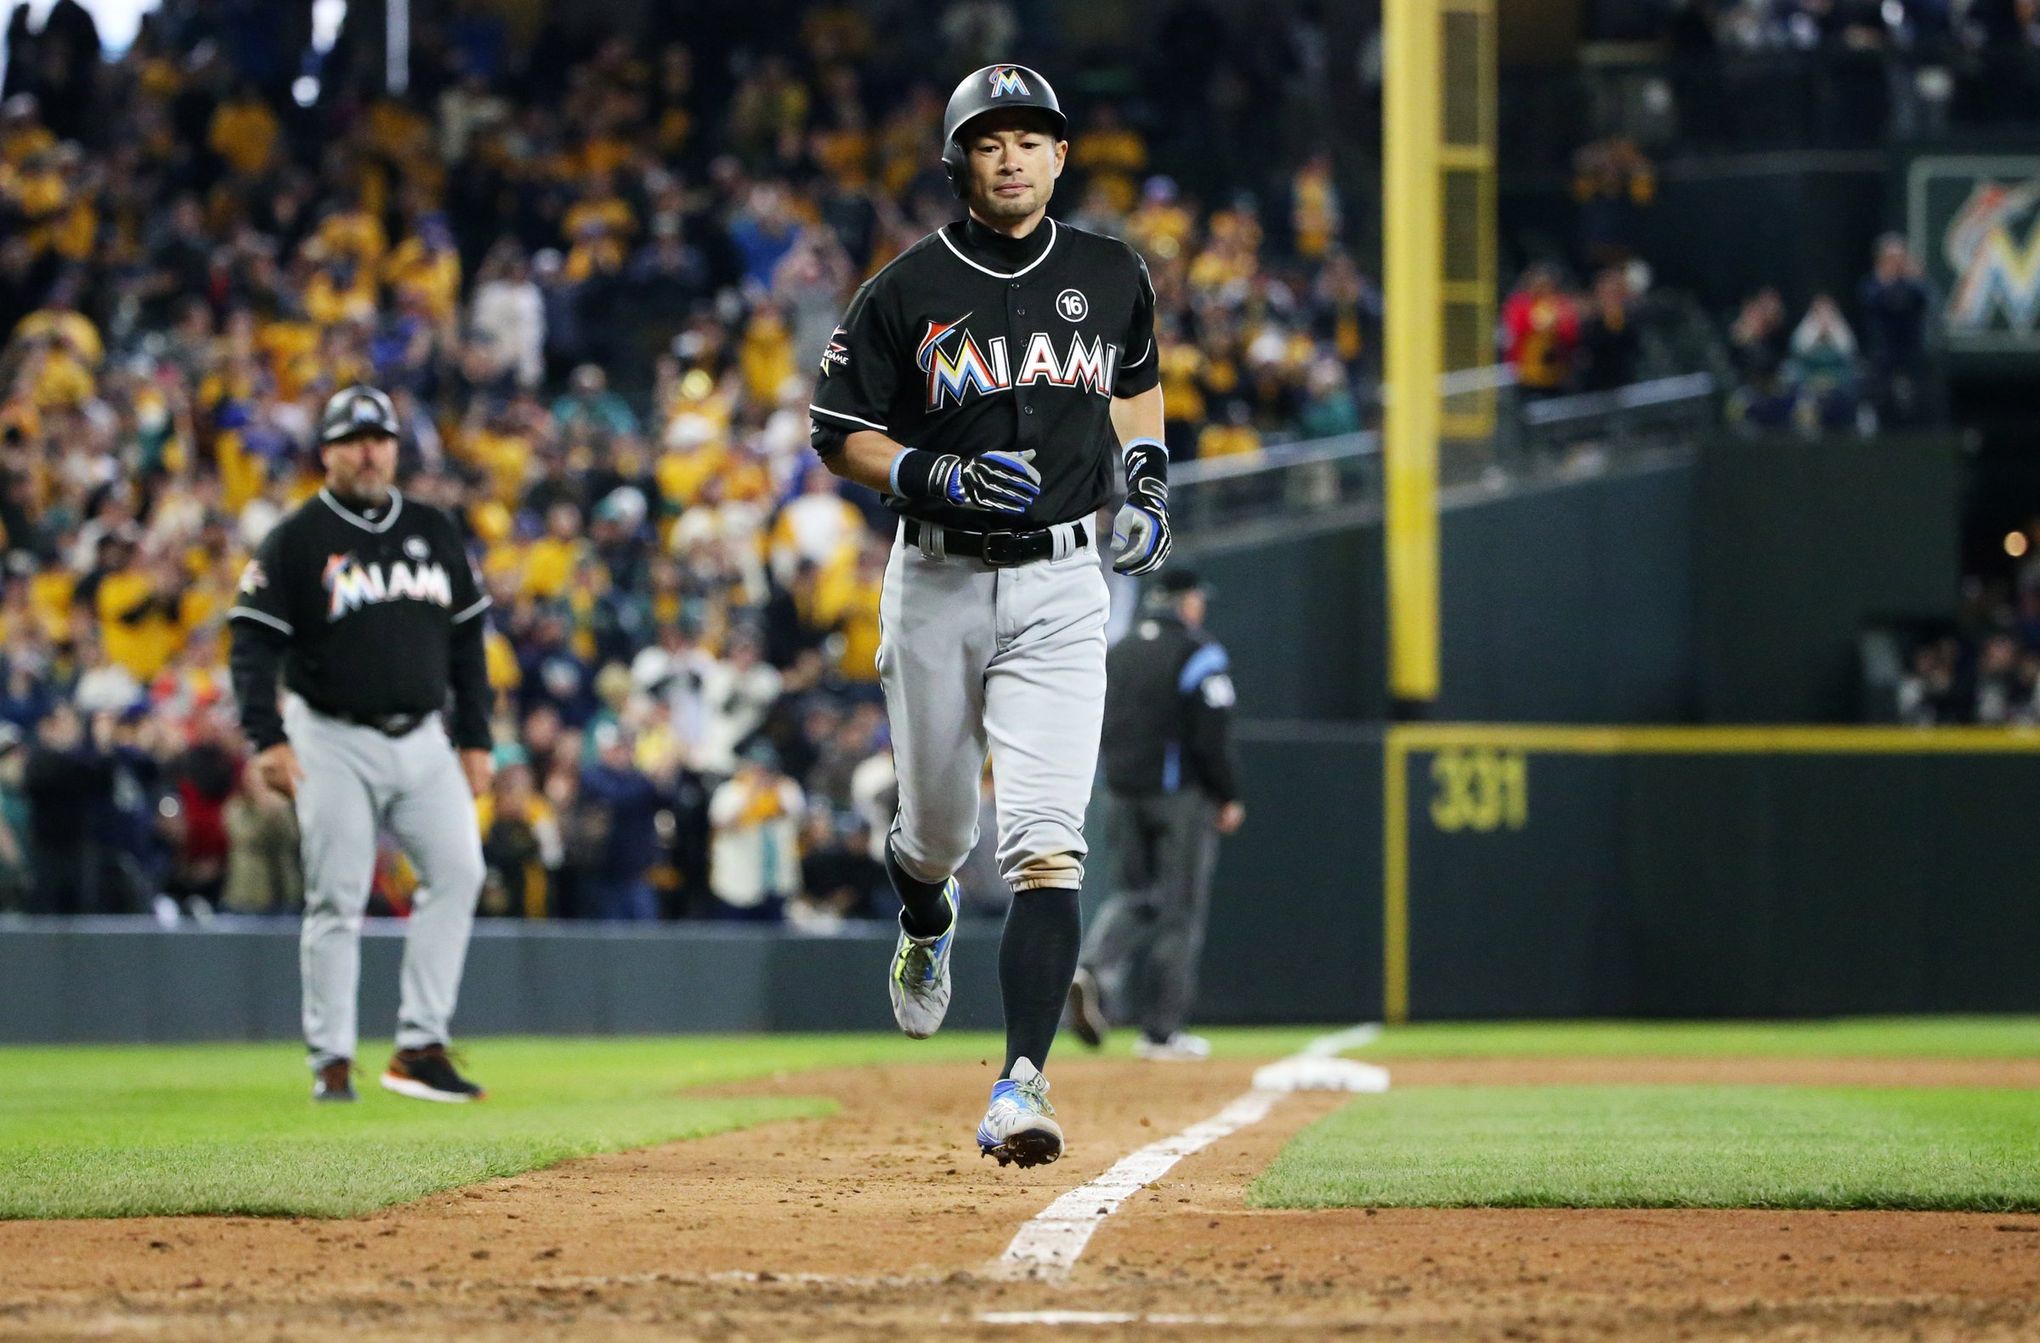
top-left (877, 520), bottom-right (1108, 892)
top-left (1079, 790), bottom-right (1219, 1040)
top-left (285, 696), bottom-right (485, 1070)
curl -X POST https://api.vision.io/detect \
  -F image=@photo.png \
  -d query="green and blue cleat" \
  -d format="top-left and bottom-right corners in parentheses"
top-left (976, 1057), bottom-right (1064, 1168)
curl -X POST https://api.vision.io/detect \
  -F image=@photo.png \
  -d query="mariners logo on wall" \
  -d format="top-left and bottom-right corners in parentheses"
top-left (1908, 156), bottom-right (2040, 356)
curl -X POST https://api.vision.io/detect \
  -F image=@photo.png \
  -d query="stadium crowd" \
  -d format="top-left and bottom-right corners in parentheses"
top-left (1499, 130), bottom-right (1937, 436)
top-left (0, 0), bottom-right (1382, 921)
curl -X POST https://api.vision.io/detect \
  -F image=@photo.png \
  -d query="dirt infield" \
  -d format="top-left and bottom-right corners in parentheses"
top-left (5, 1055), bottom-right (2039, 1340)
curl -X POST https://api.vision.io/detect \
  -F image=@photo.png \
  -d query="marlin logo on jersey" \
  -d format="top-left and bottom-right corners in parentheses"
top-left (988, 67), bottom-right (1030, 98)
top-left (323, 552), bottom-right (453, 620)
top-left (918, 315), bottom-right (1119, 410)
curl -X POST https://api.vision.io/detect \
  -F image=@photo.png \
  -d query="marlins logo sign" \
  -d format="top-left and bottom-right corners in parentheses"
top-left (1908, 155), bottom-right (2040, 356)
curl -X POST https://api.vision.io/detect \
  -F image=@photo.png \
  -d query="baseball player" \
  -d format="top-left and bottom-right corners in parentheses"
top-left (808, 64), bottom-right (1169, 1167)
top-left (227, 385), bottom-right (495, 1104)
top-left (1067, 568), bottom-right (1243, 1061)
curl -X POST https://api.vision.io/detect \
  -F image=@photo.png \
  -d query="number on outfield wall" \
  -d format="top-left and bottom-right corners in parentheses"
top-left (1428, 750), bottom-right (1528, 833)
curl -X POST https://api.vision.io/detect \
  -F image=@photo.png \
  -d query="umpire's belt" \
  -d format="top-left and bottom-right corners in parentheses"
top-left (902, 518), bottom-right (1089, 567)
top-left (311, 703), bottom-right (431, 737)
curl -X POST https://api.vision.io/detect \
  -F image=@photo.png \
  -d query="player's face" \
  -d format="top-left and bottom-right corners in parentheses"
top-left (324, 432), bottom-right (398, 500)
top-left (962, 115), bottom-right (1066, 226)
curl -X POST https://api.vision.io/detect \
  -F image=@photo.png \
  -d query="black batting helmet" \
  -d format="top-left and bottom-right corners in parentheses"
top-left (940, 64), bottom-right (1066, 199)
top-left (319, 384), bottom-right (399, 445)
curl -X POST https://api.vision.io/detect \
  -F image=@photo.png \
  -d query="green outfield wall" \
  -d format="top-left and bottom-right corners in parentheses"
top-left (1188, 434), bottom-right (1959, 725)
top-left (1384, 724), bottom-right (2040, 1021)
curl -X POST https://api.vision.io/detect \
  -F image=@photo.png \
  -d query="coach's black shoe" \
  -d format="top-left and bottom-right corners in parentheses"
top-left (1065, 967), bottom-right (1108, 1050)
top-left (312, 1058), bottom-right (357, 1103)
top-left (381, 1044), bottom-right (486, 1103)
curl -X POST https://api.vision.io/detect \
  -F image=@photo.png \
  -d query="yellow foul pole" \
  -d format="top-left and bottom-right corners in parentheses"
top-left (1382, 0), bottom-right (1443, 706)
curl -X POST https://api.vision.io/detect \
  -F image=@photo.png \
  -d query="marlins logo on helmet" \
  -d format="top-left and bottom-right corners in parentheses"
top-left (988, 67), bottom-right (1030, 97)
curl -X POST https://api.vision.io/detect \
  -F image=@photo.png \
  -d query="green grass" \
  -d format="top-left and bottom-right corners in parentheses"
top-left (1348, 1016), bottom-right (2040, 1059)
top-left (0, 1033), bottom-right (1020, 1220)
top-left (14, 1020), bottom-right (2039, 1221)
top-left (1251, 1084), bottom-right (2040, 1212)
top-left (0, 1027), bottom-right (1343, 1220)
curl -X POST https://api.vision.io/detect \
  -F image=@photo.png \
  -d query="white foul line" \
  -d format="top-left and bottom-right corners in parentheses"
top-left (992, 1025), bottom-right (1389, 1282)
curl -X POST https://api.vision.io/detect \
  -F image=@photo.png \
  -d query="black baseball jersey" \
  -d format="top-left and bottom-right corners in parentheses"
top-left (227, 488), bottom-right (493, 750)
top-left (1099, 613), bottom-right (1238, 803)
top-left (809, 215), bottom-right (1160, 529)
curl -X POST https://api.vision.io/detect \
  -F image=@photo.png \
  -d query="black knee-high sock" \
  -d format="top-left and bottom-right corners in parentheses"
top-left (999, 887), bottom-right (1081, 1078)
top-left (886, 839), bottom-right (954, 939)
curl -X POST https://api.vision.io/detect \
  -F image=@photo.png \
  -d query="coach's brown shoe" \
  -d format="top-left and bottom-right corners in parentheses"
top-left (381, 1044), bottom-right (486, 1103)
top-left (312, 1058), bottom-right (356, 1102)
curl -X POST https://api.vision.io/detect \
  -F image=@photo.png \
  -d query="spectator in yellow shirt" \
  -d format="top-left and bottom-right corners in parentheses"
top-left (562, 173), bottom-right (636, 250)
top-left (1071, 103), bottom-right (1147, 215)
top-left (311, 194), bottom-right (388, 269)
top-left (809, 539), bottom-right (885, 683)
top-left (14, 294), bottom-right (103, 366)
top-left (522, 501), bottom-right (589, 601)
top-left (303, 256), bottom-right (377, 328)
top-left (207, 84), bottom-right (280, 177)
top-left (1127, 175), bottom-right (1196, 261)
top-left (0, 95), bottom-right (55, 167)
top-left (96, 549), bottom-right (199, 683)
top-left (382, 216), bottom-right (462, 327)
top-left (1289, 153), bottom-right (1341, 261)
top-left (739, 306), bottom-right (796, 405)
top-left (1197, 403), bottom-right (1263, 463)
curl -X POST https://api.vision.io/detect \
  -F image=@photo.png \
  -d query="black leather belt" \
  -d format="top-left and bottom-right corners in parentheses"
top-left (316, 705), bottom-right (430, 737)
top-left (903, 518), bottom-right (1088, 567)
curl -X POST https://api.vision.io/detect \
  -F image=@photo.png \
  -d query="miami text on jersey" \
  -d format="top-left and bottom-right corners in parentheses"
top-left (322, 553), bottom-right (454, 620)
top-left (916, 314), bottom-right (1119, 411)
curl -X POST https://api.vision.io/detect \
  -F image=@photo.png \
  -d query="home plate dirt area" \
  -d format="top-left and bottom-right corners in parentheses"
top-left (5, 1056), bottom-right (2039, 1341)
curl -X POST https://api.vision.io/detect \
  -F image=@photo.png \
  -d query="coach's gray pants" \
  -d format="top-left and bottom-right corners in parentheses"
top-left (1080, 791), bottom-right (1220, 1040)
top-left (285, 696), bottom-right (485, 1070)
top-left (878, 521), bottom-right (1108, 892)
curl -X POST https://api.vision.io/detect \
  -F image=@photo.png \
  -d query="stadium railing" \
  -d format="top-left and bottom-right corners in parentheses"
top-left (1172, 367), bottom-right (1719, 536)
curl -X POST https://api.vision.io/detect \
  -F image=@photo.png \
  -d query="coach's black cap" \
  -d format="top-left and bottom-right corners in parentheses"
top-left (319, 385), bottom-right (399, 445)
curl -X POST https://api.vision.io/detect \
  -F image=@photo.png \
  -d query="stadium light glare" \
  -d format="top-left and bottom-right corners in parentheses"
top-left (2005, 531), bottom-right (2028, 559)
top-left (292, 76), bottom-right (320, 108)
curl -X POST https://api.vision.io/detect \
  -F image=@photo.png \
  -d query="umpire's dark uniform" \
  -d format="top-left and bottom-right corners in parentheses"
top-left (1078, 569), bottom-right (1238, 1049)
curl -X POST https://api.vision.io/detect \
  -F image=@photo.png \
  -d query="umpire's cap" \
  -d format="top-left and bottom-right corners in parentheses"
top-left (1143, 567), bottom-right (1210, 610)
top-left (941, 64), bottom-right (1066, 198)
top-left (319, 384), bottom-right (399, 445)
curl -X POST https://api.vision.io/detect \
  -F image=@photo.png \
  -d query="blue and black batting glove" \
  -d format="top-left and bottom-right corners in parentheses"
top-left (1112, 437), bottom-right (1171, 575)
top-left (1111, 479), bottom-right (1170, 575)
top-left (943, 449), bottom-right (1041, 515)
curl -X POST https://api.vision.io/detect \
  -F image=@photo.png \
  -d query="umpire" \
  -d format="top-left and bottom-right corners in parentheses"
top-left (228, 385), bottom-right (494, 1104)
top-left (1068, 569), bottom-right (1242, 1061)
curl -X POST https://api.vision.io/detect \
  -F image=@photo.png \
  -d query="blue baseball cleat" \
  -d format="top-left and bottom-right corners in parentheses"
top-left (977, 1057), bottom-right (1064, 1168)
top-left (887, 880), bottom-right (958, 1039)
